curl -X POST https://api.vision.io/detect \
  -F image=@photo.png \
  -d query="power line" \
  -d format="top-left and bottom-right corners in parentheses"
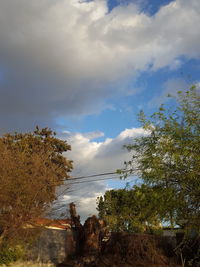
top-left (57, 173), bottom-right (138, 197)
top-left (57, 175), bottom-right (122, 196)
top-left (67, 171), bottom-right (119, 181)
top-left (53, 168), bottom-right (140, 197)
top-left (55, 169), bottom-right (139, 190)
top-left (56, 170), bottom-right (139, 197)
top-left (65, 169), bottom-right (139, 181)
top-left (67, 175), bottom-right (125, 185)
top-left (52, 173), bottom-right (120, 195)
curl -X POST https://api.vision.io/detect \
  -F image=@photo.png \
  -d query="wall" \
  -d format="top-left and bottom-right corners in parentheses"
top-left (9, 228), bottom-right (76, 267)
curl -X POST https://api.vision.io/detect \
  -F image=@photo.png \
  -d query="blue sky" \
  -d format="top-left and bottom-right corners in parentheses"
top-left (0, 0), bottom-right (200, 218)
top-left (57, 57), bottom-right (200, 140)
top-left (108, 0), bottom-right (174, 14)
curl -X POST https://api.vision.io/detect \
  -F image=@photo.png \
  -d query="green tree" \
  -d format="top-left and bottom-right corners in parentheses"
top-left (0, 127), bottom-right (73, 245)
top-left (121, 87), bottom-right (200, 230)
top-left (97, 184), bottom-right (174, 233)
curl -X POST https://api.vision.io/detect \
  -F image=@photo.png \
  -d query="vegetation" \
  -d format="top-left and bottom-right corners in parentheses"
top-left (121, 87), bottom-right (200, 231)
top-left (101, 232), bottom-right (177, 267)
top-left (0, 244), bottom-right (25, 266)
top-left (97, 184), bottom-right (176, 233)
top-left (0, 127), bottom-right (72, 248)
top-left (98, 87), bottom-right (200, 235)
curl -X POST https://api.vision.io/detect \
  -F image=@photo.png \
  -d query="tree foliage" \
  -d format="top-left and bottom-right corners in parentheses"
top-left (97, 185), bottom-right (173, 233)
top-left (122, 87), bottom-right (200, 230)
top-left (0, 127), bottom-right (73, 244)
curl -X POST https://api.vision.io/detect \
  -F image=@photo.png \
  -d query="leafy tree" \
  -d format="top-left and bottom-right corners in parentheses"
top-left (121, 87), bottom-right (200, 230)
top-left (0, 127), bottom-right (73, 245)
top-left (97, 185), bottom-right (174, 233)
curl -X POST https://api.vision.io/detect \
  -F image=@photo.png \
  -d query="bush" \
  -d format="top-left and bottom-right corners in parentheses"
top-left (102, 232), bottom-right (178, 267)
top-left (0, 245), bottom-right (24, 266)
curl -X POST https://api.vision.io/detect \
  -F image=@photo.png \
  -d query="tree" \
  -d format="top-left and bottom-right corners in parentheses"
top-left (0, 127), bottom-right (73, 245)
top-left (121, 87), bottom-right (200, 230)
top-left (97, 185), bottom-right (174, 233)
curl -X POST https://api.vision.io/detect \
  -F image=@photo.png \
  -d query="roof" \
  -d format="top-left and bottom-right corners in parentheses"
top-left (33, 218), bottom-right (72, 230)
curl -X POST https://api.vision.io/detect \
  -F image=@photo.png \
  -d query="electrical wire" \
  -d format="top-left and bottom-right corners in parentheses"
top-left (67, 175), bottom-right (123, 185)
top-left (67, 171), bottom-right (118, 180)
top-left (56, 172), bottom-right (138, 197)
top-left (65, 168), bottom-right (139, 182)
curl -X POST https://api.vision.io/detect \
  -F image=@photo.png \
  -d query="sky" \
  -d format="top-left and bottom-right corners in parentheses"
top-left (0, 0), bottom-right (200, 219)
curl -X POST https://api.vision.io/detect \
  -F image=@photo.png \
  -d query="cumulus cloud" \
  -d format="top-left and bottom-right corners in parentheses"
top-left (0, 0), bottom-right (200, 132)
top-left (65, 127), bottom-right (146, 174)
top-left (53, 127), bottom-right (146, 220)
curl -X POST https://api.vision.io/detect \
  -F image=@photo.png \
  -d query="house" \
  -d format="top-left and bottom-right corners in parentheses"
top-left (23, 218), bottom-right (74, 265)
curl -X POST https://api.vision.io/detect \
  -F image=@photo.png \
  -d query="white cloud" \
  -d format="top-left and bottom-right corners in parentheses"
top-left (65, 127), bottom-right (147, 175)
top-left (54, 127), bottom-right (146, 220)
top-left (0, 0), bottom-right (200, 131)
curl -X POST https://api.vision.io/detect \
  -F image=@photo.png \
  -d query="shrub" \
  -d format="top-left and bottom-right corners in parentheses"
top-left (0, 245), bottom-right (24, 266)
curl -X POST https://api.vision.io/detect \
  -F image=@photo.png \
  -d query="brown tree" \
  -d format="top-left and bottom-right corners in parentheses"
top-left (0, 127), bottom-right (72, 245)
